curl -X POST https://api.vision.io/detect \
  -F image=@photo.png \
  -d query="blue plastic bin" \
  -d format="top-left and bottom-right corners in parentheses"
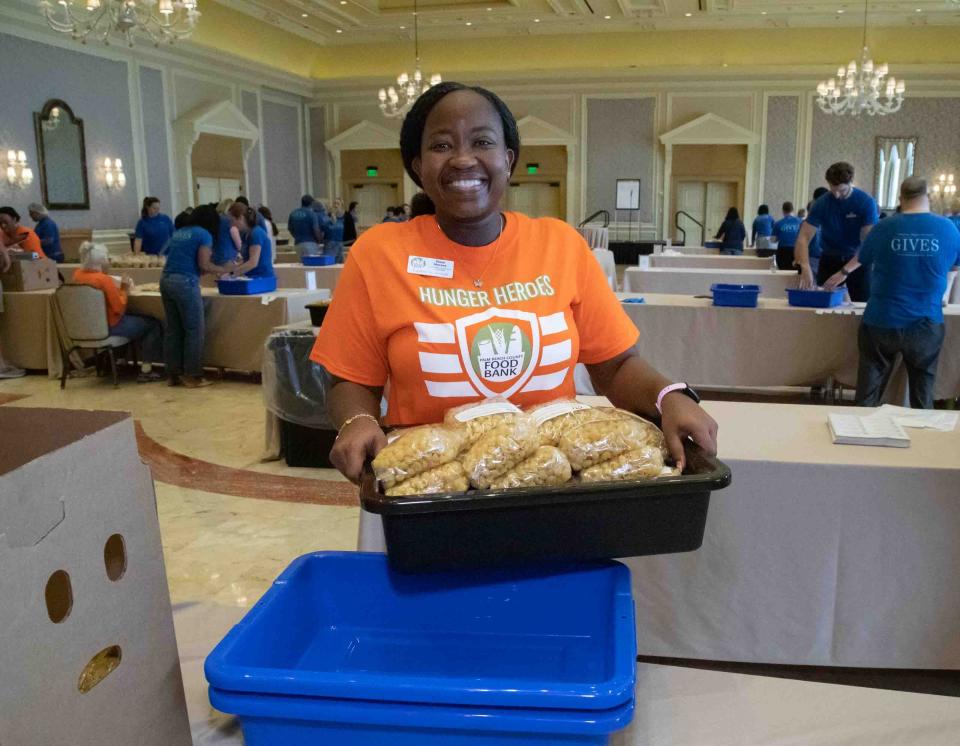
top-left (711, 283), bottom-right (760, 308)
top-left (206, 552), bottom-right (636, 746)
top-left (301, 254), bottom-right (335, 266)
top-left (786, 288), bottom-right (845, 308)
top-left (218, 276), bottom-right (278, 295)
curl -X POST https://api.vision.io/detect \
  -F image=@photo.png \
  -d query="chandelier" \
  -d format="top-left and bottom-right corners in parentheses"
top-left (377, 0), bottom-right (441, 118)
top-left (931, 173), bottom-right (956, 208)
top-left (39, 0), bottom-right (200, 46)
top-left (815, 1), bottom-right (904, 117)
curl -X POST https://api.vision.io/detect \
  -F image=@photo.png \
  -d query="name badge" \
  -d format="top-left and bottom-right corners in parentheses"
top-left (407, 255), bottom-right (454, 279)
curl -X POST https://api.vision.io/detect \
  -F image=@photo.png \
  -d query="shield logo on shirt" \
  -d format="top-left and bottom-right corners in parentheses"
top-left (455, 307), bottom-right (541, 398)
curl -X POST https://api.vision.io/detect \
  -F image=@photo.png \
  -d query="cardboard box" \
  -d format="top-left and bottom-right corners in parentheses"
top-left (0, 256), bottom-right (59, 291)
top-left (0, 408), bottom-right (191, 746)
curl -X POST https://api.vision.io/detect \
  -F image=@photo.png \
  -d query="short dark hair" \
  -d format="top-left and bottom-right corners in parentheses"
top-left (301, 194), bottom-right (314, 207)
top-left (813, 186), bottom-right (829, 200)
top-left (825, 162), bottom-right (854, 186)
top-left (234, 196), bottom-right (250, 207)
top-left (725, 207), bottom-right (740, 222)
top-left (782, 201), bottom-right (794, 213)
top-left (900, 176), bottom-right (927, 202)
top-left (189, 204), bottom-right (220, 237)
top-left (348, 201), bottom-right (358, 211)
top-left (410, 192), bottom-right (435, 218)
top-left (757, 204), bottom-right (769, 215)
top-left (399, 82), bottom-right (520, 188)
top-left (0, 206), bottom-right (20, 222)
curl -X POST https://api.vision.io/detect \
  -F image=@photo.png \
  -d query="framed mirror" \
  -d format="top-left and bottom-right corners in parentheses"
top-left (33, 99), bottom-right (90, 210)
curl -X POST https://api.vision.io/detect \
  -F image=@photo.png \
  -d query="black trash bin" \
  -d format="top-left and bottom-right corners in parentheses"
top-left (263, 329), bottom-right (337, 468)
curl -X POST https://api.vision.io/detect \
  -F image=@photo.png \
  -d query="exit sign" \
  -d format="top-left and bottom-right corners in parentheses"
top-left (366, 166), bottom-right (378, 177)
top-left (526, 163), bottom-right (539, 175)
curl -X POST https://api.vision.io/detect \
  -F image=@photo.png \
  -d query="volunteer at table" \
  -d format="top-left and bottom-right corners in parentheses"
top-left (751, 205), bottom-right (775, 254)
top-left (160, 205), bottom-right (231, 388)
top-left (794, 162), bottom-right (879, 301)
top-left (715, 208), bottom-right (746, 255)
top-left (28, 203), bottom-right (63, 263)
top-left (772, 201), bottom-right (801, 270)
top-left (343, 201), bottom-right (359, 243)
top-left (803, 187), bottom-right (828, 279)
top-left (0, 238), bottom-right (26, 379)
top-left (289, 195), bottom-right (323, 257)
top-left (229, 205), bottom-right (274, 279)
top-left (323, 197), bottom-right (346, 263)
top-left (134, 197), bottom-right (175, 255)
top-left (854, 177), bottom-right (960, 409)
top-left (71, 241), bottom-right (164, 382)
top-left (310, 82), bottom-right (718, 485)
top-left (235, 196), bottom-right (268, 232)
top-left (0, 207), bottom-right (44, 257)
top-left (215, 202), bottom-right (243, 265)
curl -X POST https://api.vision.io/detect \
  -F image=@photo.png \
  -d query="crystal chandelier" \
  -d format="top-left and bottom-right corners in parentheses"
top-left (39, 0), bottom-right (200, 46)
top-left (378, 0), bottom-right (441, 119)
top-left (816, 1), bottom-right (904, 117)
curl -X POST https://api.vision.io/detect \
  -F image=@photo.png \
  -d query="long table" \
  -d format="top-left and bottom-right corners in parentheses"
top-left (618, 293), bottom-right (960, 400)
top-left (623, 399), bottom-right (960, 668)
top-left (623, 266), bottom-right (799, 297)
top-left (649, 254), bottom-right (773, 270)
top-left (0, 287), bottom-right (329, 375)
top-left (59, 263), bottom-right (344, 292)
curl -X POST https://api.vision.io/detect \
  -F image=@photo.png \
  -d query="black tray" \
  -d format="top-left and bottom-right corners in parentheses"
top-left (360, 442), bottom-right (731, 573)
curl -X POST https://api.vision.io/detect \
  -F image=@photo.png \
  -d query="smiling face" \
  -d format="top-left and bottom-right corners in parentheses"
top-left (413, 90), bottom-right (515, 226)
top-left (0, 213), bottom-right (18, 237)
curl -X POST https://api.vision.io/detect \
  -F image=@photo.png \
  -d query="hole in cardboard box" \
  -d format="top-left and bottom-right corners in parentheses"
top-left (78, 645), bottom-right (122, 693)
top-left (45, 570), bottom-right (73, 623)
top-left (104, 534), bottom-right (127, 581)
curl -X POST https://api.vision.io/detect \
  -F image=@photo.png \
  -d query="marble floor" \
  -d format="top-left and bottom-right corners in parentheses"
top-left (2, 373), bottom-right (958, 746)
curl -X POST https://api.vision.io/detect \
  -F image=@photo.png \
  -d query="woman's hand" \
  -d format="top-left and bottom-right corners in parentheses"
top-left (659, 393), bottom-right (718, 471)
top-left (797, 263), bottom-right (816, 289)
top-left (330, 417), bottom-right (388, 484)
top-left (822, 271), bottom-right (845, 291)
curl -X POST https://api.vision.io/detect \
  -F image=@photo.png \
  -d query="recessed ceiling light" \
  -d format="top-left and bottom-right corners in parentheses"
top-left (400, 24), bottom-right (406, 28)
top-left (915, 7), bottom-right (922, 11)
top-left (684, 12), bottom-right (692, 17)
top-left (604, 14), bottom-right (611, 19)
top-left (336, 28), bottom-right (343, 33)
top-left (340, 1), bottom-right (347, 4)
top-left (486, 6), bottom-right (492, 10)
top-left (837, 9), bottom-right (844, 13)
top-left (533, 17), bottom-right (540, 22)
top-left (760, 10), bottom-right (767, 15)
top-left (301, 12), bottom-right (307, 17)
top-left (465, 20), bottom-right (472, 25)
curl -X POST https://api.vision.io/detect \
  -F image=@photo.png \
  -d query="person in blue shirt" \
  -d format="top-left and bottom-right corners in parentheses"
top-left (321, 197), bottom-right (346, 263)
top-left (802, 187), bottom-right (829, 280)
top-left (714, 207), bottom-right (746, 255)
top-left (288, 194), bottom-right (323, 257)
top-left (160, 204), bottom-right (232, 389)
top-left (854, 177), bottom-right (960, 409)
top-left (214, 208), bottom-right (243, 265)
top-left (772, 202), bottom-right (802, 270)
top-left (794, 161), bottom-right (879, 301)
top-left (28, 203), bottom-right (63, 263)
top-left (751, 204), bottom-right (776, 255)
top-left (234, 196), bottom-right (267, 232)
top-left (947, 202), bottom-right (960, 233)
top-left (134, 197), bottom-right (175, 255)
top-left (230, 205), bottom-right (275, 279)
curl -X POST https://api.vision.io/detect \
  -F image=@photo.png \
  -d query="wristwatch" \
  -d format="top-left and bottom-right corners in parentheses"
top-left (840, 266), bottom-right (851, 277)
top-left (656, 382), bottom-right (701, 414)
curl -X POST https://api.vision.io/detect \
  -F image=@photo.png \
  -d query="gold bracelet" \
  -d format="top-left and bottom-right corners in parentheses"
top-left (336, 413), bottom-right (380, 440)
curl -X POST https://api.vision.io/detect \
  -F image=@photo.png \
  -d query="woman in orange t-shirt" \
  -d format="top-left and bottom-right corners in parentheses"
top-left (311, 83), bottom-right (718, 483)
top-left (0, 206), bottom-right (44, 258)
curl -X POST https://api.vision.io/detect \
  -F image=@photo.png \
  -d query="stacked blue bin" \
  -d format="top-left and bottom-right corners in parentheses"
top-left (206, 552), bottom-right (637, 745)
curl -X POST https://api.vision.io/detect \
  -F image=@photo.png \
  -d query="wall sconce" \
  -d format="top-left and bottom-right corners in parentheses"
top-left (6, 150), bottom-right (34, 188)
top-left (103, 157), bottom-right (126, 190)
top-left (931, 173), bottom-right (956, 198)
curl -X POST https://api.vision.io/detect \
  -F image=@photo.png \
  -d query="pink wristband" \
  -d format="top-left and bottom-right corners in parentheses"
top-left (656, 383), bottom-right (688, 414)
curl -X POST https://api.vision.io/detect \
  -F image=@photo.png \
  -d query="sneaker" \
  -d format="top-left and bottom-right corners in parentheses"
top-left (181, 376), bottom-right (213, 389)
top-left (0, 366), bottom-right (26, 379)
top-left (137, 370), bottom-right (165, 383)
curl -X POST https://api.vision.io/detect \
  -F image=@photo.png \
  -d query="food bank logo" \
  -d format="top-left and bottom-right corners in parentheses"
top-left (470, 322), bottom-right (532, 384)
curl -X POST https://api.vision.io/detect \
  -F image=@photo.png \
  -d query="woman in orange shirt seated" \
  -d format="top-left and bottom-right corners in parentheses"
top-left (311, 83), bottom-right (719, 494)
top-left (0, 207), bottom-right (45, 257)
top-left (72, 242), bottom-right (164, 382)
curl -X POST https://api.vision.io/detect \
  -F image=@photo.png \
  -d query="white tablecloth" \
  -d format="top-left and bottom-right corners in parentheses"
top-left (578, 225), bottom-right (609, 250)
top-left (624, 399), bottom-right (960, 668)
top-left (623, 266), bottom-right (799, 298)
top-left (592, 248), bottom-right (617, 290)
top-left (670, 246), bottom-right (760, 257)
top-left (61, 263), bottom-right (345, 292)
top-left (650, 254), bottom-right (773, 270)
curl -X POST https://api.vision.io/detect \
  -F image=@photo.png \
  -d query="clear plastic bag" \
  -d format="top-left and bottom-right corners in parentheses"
top-left (444, 397), bottom-right (523, 446)
top-left (579, 445), bottom-right (665, 483)
top-left (490, 446), bottom-right (572, 490)
top-left (372, 425), bottom-right (466, 489)
top-left (262, 330), bottom-right (335, 429)
top-left (527, 399), bottom-right (618, 446)
top-left (461, 416), bottom-right (539, 489)
top-left (385, 461), bottom-right (469, 496)
top-left (559, 411), bottom-right (665, 471)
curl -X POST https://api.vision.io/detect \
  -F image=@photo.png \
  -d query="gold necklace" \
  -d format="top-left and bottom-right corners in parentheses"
top-left (465, 213), bottom-right (505, 289)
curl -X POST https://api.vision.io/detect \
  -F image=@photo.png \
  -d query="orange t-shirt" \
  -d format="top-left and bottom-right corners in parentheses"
top-left (12, 227), bottom-right (44, 258)
top-left (72, 269), bottom-right (127, 327)
top-left (310, 212), bottom-right (639, 426)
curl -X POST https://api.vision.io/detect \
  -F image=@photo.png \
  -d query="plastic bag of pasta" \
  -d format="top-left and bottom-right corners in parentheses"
top-left (444, 398), bottom-right (523, 446)
top-left (489, 446), bottom-right (573, 490)
top-left (462, 416), bottom-right (539, 489)
top-left (527, 399), bottom-right (619, 446)
top-left (580, 445), bottom-right (665, 483)
top-left (558, 410), bottom-right (665, 472)
top-left (372, 425), bottom-right (466, 489)
top-left (385, 461), bottom-right (469, 496)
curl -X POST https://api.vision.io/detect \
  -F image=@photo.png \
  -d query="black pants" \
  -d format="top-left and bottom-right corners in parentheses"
top-left (817, 255), bottom-right (870, 301)
top-left (855, 319), bottom-right (945, 409)
top-left (775, 247), bottom-right (795, 270)
top-left (755, 248), bottom-right (775, 258)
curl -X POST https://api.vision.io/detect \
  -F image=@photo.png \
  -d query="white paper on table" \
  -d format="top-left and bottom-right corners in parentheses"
top-left (109, 274), bottom-right (123, 287)
top-left (876, 405), bottom-right (959, 432)
top-left (306, 271), bottom-right (317, 290)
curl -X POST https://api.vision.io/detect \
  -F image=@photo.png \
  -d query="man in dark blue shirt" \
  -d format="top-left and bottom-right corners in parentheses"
top-left (28, 203), bottom-right (63, 263)
top-left (794, 161), bottom-right (879, 301)
top-left (288, 194), bottom-right (323, 257)
top-left (855, 177), bottom-right (960, 408)
top-left (772, 201), bottom-right (801, 270)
